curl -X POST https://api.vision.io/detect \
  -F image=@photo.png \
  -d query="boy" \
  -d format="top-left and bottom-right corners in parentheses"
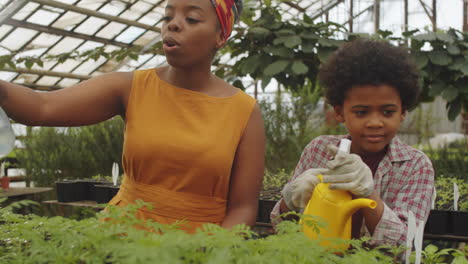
top-left (271, 39), bottom-right (435, 246)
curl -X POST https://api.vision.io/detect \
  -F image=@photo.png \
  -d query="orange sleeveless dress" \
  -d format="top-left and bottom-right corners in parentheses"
top-left (108, 69), bottom-right (256, 232)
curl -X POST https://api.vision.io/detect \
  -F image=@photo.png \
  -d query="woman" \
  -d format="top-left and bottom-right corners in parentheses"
top-left (0, 0), bottom-right (265, 232)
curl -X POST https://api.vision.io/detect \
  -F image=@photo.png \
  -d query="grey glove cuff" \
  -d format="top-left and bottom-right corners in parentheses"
top-left (281, 182), bottom-right (301, 212)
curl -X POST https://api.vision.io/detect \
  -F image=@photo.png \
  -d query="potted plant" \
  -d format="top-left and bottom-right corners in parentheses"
top-left (449, 179), bottom-right (468, 236)
top-left (425, 177), bottom-right (468, 236)
top-left (257, 169), bottom-right (289, 223)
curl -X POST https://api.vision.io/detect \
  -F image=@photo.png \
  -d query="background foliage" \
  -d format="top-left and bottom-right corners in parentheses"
top-left (424, 139), bottom-right (468, 181)
top-left (16, 118), bottom-right (124, 186)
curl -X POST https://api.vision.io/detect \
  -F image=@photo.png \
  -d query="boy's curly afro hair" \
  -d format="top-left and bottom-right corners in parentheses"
top-left (318, 38), bottom-right (420, 111)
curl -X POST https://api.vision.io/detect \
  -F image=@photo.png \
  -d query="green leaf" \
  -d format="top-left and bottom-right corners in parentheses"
top-left (318, 38), bottom-right (335, 47)
top-left (317, 48), bottom-right (335, 63)
top-left (411, 52), bottom-right (429, 69)
top-left (428, 51), bottom-right (452, 66)
top-left (25, 60), bottom-right (33, 69)
top-left (232, 79), bottom-right (245, 90)
top-left (447, 44), bottom-right (460, 55)
top-left (460, 63), bottom-right (468, 76)
top-left (264, 60), bottom-right (290, 76)
top-left (424, 244), bottom-right (439, 254)
top-left (436, 32), bottom-right (455, 43)
top-left (249, 27), bottom-right (271, 37)
top-left (447, 98), bottom-right (462, 121)
top-left (284, 36), bottom-right (301, 48)
top-left (378, 30), bottom-right (393, 38)
top-left (402, 29), bottom-right (419, 38)
top-left (276, 29), bottom-right (295, 36)
top-left (291, 61), bottom-right (308, 75)
top-left (300, 32), bottom-right (320, 40)
top-left (302, 41), bottom-right (315, 53)
top-left (263, 46), bottom-right (293, 58)
top-left (261, 75), bottom-right (272, 89)
top-left (7, 60), bottom-right (16, 69)
top-left (273, 36), bottom-right (288, 45)
top-left (410, 38), bottom-right (424, 50)
top-left (429, 81), bottom-right (445, 97)
top-left (441, 85), bottom-right (459, 101)
top-left (129, 54), bottom-right (139, 61)
top-left (241, 55), bottom-right (261, 75)
top-left (413, 32), bottom-right (437, 42)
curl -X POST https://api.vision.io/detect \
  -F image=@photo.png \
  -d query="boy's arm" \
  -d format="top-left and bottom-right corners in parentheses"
top-left (363, 154), bottom-right (434, 246)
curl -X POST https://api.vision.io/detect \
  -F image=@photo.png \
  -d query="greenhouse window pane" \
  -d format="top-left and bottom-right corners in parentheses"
top-left (75, 41), bottom-right (103, 52)
top-left (47, 37), bottom-right (84, 55)
top-left (36, 76), bottom-right (61, 86)
top-left (0, 28), bottom-right (37, 51)
top-left (52, 11), bottom-right (87, 30)
top-left (99, 2), bottom-right (126, 16)
top-left (51, 60), bottom-right (81, 73)
top-left (14, 73), bottom-right (40, 84)
top-left (76, 0), bottom-right (103, 11)
top-left (95, 22), bottom-right (127, 39)
top-left (74, 17), bottom-right (109, 35)
top-left (132, 31), bottom-right (158, 46)
top-left (0, 71), bottom-right (18, 82)
top-left (138, 12), bottom-right (160, 26)
top-left (0, 25), bottom-right (13, 40)
top-left (11, 2), bottom-right (40, 20)
top-left (30, 33), bottom-right (62, 49)
top-left (27, 9), bottom-right (61, 26)
top-left (115, 26), bottom-right (145, 44)
top-left (58, 78), bottom-right (80, 87)
top-left (73, 57), bottom-right (106, 75)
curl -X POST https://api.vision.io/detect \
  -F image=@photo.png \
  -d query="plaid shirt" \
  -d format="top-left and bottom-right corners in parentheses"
top-left (270, 135), bottom-right (435, 246)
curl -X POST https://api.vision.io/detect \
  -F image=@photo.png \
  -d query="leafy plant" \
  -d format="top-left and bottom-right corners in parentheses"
top-left (260, 86), bottom-right (346, 174)
top-left (16, 118), bottom-right (124, 187)
top-left (407, 29), bottom-right (468, 121)
top-left (0, 198), bottom-right (422, 264)
top-left (433, 177), bottom-right (468, 211)
top-left (224, 1), bottom-right (345, 93)
top-left (424, 139), bottom-right (468, 182)
top-left (415, 244), bottom-right (468, 264)
top-left (260, 169), bottom-right (290, 200)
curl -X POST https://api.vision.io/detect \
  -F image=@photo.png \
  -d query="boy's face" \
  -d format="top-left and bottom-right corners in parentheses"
top-left (333, 84), bottom-right (406, 156)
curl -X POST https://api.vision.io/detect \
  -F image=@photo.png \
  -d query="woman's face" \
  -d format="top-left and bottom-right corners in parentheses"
top-left (161, 0), bottom-right (224, 68)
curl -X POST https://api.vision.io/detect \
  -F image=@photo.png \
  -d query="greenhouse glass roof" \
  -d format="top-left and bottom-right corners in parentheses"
top-left (0, 0), bottom-right (463, 92)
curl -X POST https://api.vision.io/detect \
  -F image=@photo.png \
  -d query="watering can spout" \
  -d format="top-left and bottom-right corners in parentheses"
top-left (342, 198), bottom-right (377, 222)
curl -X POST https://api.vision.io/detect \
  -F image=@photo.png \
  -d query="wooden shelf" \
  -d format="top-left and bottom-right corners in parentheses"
top-left (0, 187), bottom-right (53, 198)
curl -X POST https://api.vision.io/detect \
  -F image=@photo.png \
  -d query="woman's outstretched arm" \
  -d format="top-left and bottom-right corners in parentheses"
top-left (0, 71), bottom-right (133, 126)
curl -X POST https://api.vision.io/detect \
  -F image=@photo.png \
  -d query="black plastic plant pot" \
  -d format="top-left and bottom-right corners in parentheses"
top-left (424, 210), bottom-right (452, 235)
top-left (77, 179), bottom-right (110, 201)
top-left (94, 184), bottom-right (120, 204)
top-left (257, 199), bottom-right (278, 223)
top-left (56, 180), bottom-right (85, 203)
top-left (56, 181), bottom-right (75, 202)
top-left (451, 211), bottom-right (468, 236)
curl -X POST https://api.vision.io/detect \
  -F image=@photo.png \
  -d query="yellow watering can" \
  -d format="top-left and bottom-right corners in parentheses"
top-left (301, 139), bottom-right (377, 250)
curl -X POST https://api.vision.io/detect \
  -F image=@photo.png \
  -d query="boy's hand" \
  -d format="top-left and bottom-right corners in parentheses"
top-left (282, 168), bottom-right (329, 211)
top-left (322, 145), bottom-right (374, 197)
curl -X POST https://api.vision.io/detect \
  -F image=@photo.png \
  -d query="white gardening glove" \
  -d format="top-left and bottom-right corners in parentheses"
top-left (322, 144), bottom-right (374, 197)
top-left (282, 168), bottom-right (330, 211)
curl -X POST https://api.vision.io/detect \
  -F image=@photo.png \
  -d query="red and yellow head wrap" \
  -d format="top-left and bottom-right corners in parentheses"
top-left (210, 0), bottom-right (241, 41)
